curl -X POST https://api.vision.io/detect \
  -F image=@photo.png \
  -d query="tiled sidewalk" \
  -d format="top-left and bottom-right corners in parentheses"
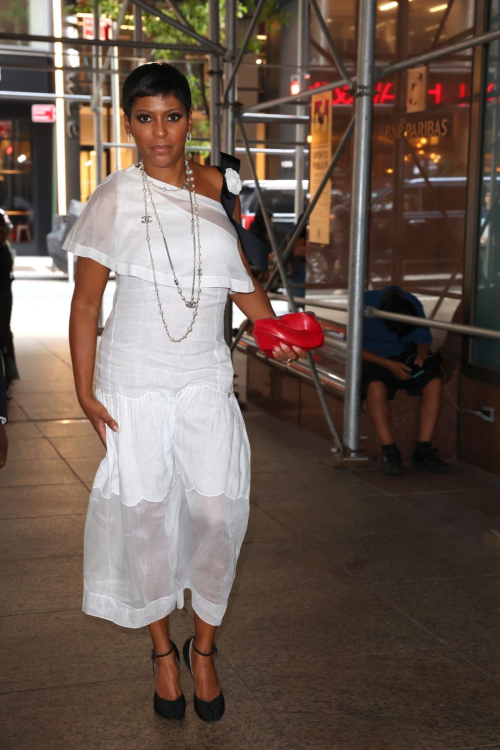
top-left (3, 293), bottom-right (500, 748)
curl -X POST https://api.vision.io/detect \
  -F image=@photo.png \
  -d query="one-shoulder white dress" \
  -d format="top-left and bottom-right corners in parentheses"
top-left (63, 164), bottom-right (254, 628)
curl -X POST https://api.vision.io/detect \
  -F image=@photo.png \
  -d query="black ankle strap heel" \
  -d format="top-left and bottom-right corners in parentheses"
top-left (183, 636), bottom-right (225, 723)
top-left (191, 641), bottom-right (218, 657)
top-left (151, 640), bottom-right (186, 721)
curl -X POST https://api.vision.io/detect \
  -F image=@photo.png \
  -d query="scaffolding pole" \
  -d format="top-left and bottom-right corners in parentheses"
top-left (294, 0), bottom-right (309, 222)
top-left (92, 1), bottom-right (104, 188)
top-left (222, 0), bottom-right (267, 104)
top-left (208, 0), bottom-right (222, 166)
top-left (238, 119), bottom-right (343, 453)
top-left (111, 19), bottom-right (123, 172)
top-left (129, 0), bottom-right (225, 55)
top-left (343, 0), bottom-right (377, 455)
top-left (223, 0), bottom-right (237, 346)
top-left (230, 117), bottom-right (355, 354)
top-left (224, 0), bottom-right (237, 154)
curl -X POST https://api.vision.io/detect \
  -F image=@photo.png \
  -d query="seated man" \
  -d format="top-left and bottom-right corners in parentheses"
top-left (362, 285), bottom-right (445, 475)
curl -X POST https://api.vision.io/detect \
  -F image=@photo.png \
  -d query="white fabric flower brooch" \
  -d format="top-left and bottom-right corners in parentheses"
top-left (225, 167), bottom-right (242, 195)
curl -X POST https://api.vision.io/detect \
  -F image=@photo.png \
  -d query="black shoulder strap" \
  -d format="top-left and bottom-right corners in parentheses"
top-left (216, 151), bottom-right (269, 273)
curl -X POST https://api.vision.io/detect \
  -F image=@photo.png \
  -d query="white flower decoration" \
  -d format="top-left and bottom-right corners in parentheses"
top-left (225, 167), bottom-right (242, 195)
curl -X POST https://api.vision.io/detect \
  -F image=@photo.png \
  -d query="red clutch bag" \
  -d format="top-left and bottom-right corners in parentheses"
top-left (253, 312), bottom-right (325, 357)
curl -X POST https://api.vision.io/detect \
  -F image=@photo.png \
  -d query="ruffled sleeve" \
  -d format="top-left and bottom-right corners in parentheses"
top-left (62, 172), bottom-right (119, 271)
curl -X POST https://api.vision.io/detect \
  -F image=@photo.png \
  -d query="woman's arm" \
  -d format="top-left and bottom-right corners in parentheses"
top-left (69, 257), bottom-right (119, 445)
top-left (229, 195), bottom-right (306, 363)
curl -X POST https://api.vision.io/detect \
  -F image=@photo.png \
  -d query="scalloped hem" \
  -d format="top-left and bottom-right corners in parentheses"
top-left (83, 581), bottom-right (227, 628)
top-left (92, 386), bottom-right (251, 505)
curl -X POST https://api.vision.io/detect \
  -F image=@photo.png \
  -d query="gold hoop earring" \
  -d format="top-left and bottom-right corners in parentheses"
top-left (127, 132), bottom-right (134, 144)
top-left (186, 132), bottom-right (192, 142)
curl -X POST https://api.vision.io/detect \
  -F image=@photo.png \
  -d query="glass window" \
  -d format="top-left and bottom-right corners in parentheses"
top-left (0, 0), bottom-right (30, 40)
top-left (408, 0), bottom-right (474, 55)
top-left (472, 0), bottom-right (500, 371)
top-left (0, 114), bottom-right (32, 246)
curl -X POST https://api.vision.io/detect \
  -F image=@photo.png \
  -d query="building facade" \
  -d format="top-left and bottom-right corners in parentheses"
top-left (245, 0), bottom-right (500, 474)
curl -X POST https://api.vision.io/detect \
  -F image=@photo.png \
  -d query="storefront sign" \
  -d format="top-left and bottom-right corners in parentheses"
top-left (384, 118), bottom-right (450, 141)
top-left (309, 80), bottom-right (467, 107)
top-left (82, 15), bottom-right (112, 40)
top-left (309, 92), bottom-right (332, 245)
top-left (406, 66), bottom-right (427, 113)
top-left (0, 120), bottom-right (12, 136)
top-left (31, 104), bottom-right (56, 123)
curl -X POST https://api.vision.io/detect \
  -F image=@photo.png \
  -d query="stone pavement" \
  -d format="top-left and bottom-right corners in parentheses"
top-left (3, 282), bottom-right (500, 749)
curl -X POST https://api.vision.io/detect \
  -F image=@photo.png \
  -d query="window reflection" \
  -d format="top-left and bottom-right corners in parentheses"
top-left (473, 0), bottom-right (500, 370)
top-left (0, 115), bottom-right (32, 247)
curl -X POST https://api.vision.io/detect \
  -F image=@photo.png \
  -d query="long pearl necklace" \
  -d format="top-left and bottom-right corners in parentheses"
top-left (139, 159), bottom-right (202, 343)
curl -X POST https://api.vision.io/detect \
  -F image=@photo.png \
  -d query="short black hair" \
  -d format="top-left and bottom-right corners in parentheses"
top-left (122, 62), bottom-right (192, 118)
top-left (380, 288), bottom-right (418, 339)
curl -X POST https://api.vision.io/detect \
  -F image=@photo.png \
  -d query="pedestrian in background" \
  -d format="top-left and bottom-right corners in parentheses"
top-left (0, 354), bottom-right (8, 469)
top-left (0, 210), bottom-right (19, 393)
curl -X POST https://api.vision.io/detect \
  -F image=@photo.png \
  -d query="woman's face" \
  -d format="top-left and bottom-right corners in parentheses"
top-left (125, 93), bottom-right (192, 169)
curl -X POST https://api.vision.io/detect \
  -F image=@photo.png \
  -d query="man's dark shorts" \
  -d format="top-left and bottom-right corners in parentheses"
top-left (361, 348), bottom-right (442, 401)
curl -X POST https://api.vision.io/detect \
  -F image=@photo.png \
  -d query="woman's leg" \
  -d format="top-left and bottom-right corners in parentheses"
top-left (149, 616), bottom-right (182, 700)
top-left (190, 612), bottom-right (222, 702)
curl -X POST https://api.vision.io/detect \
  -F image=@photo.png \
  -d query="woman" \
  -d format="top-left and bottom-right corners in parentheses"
top-left (0, 210), bottom-right (19, 392)
top-left (66, 62), bottom-right (306, 724)
top-left (0, 352), bottom-right (8, 469)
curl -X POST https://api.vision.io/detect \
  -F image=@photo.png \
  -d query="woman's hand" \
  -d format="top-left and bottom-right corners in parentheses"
top-left (0, 423), bottom-right (8, 469)
top-left (80, 396), bottom-right (119, 448)
top-left (272, 342), bottom-right (307, 364)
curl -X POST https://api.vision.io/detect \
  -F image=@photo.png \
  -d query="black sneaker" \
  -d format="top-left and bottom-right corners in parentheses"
top-left (412, 444), bottom-right (446, 473)
top-left (381, 444), bottom-right (404, 475)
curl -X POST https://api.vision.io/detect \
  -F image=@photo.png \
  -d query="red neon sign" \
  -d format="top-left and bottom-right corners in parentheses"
top-left (374, 81), bottom-right (396, 104)
top-left (428, 83), bottom-right (442, 104)
top-left (308, 80), bottom-right (473, 105)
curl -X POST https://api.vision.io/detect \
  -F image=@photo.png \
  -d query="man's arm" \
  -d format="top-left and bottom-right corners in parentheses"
top-left (363, 349), bottom-right (412, 380)
top-left (415, 343), bottom-right (430, 368)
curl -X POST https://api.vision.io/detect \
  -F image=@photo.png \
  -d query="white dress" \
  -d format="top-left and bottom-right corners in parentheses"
top-left (63, 164), bottom-right (255, 628)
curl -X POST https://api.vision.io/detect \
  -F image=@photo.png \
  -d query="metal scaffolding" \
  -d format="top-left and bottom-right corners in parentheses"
top-left (4, 0), bottom-right (500, 456)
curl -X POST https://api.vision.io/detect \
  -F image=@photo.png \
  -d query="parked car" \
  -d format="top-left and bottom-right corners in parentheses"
top-left (239, 179), bottom-right (309, 245)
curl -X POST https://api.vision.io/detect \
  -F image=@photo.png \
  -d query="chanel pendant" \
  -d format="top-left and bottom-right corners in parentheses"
top-left (141, 214), bottom-right (152, 224)
top-left (185, 301), bottom-right (197, 308)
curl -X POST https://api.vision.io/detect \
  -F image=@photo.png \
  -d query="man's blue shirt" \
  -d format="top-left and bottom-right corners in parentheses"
top-left (363, 286), bottom-right (432, 358)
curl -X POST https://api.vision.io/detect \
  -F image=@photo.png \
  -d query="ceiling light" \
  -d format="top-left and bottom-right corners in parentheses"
top-left (17, 154), bottom-right (27, 163)
top-left (380, 2), bottom-right (398, 10)
top-left (386, 168), bottom-right (394, 173)
top-left (256, 58), bottom-right (263, 65)
top-left (307, 134), bottom-right (313, 143)
top-left (256, 34), bottom-right (267, 40)
top-left (430, 3), bottom-right (448, 11)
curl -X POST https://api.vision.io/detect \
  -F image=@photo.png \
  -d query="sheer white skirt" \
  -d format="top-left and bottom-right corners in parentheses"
top-left (84, 277), bottom-right (251, 628)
